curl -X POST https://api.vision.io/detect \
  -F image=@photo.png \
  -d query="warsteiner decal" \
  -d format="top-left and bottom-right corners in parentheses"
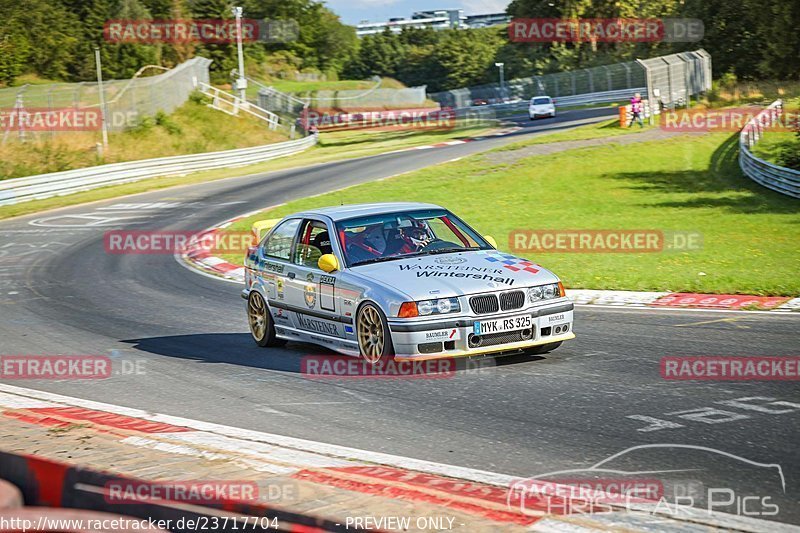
top-left (295, 313), bottom-right (343, 337)
top-left (319, 274), bottom-right (336, 312)
top-left (398, 263), bottom-right (504, 274)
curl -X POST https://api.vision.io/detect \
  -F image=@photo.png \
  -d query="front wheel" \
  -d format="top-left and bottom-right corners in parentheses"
top-left (356, 303), bottom-right (394, 365)
top-left (525, 341), bottom-right (562, 355)
top-left (248, 291), bottom-right (286, 347)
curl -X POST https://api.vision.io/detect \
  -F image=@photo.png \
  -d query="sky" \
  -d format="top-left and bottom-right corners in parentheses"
top-left (323, 0), bottom-right (511, 25)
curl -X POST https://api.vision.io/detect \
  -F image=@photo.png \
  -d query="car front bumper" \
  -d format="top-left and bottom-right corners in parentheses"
top-left (388, 300), bottom-right (574, 361)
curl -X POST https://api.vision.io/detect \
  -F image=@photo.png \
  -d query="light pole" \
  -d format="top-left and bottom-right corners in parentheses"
top-left (232, 6), bottom-right (247, 103)
top-left (495, 62), bottom-right (505, 100)
top-left (94, 46), bottom-right (109, 149)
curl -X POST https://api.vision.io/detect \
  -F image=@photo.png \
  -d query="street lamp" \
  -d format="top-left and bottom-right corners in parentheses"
top-left (495, 62), bottom-right (505, 99)
top-left (94, 46), bottom-right (109, 149)
top-left (232, 6), bottom-right (247, 102)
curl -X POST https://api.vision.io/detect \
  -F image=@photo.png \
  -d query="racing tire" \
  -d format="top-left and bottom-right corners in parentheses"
top-left (248, 291), bottom-right (286, 348)
top-left (356, 302), bottom-right (395, 365)
top-left (524, 341), bottom-right (562, 355)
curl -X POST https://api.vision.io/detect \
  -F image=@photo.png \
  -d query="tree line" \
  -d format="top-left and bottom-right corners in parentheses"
top-left (1, 0), bottom-right (797, 90)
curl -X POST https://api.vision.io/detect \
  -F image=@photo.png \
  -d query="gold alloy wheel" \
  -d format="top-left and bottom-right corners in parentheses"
top-left (357, 304), bottom-right (385, 364)
top-left (248, 292), bottom-right (267, 342)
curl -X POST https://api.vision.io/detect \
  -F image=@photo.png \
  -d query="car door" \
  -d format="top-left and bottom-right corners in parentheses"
top-left (284, 218), bottom-right (348, 343)
top-left (257, 217), bottom-right (301, 333)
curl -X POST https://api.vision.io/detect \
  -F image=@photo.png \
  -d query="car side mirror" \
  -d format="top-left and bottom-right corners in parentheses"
top-left (483, 235), bottom-right (497, 248)
top-left (318, 254), bottom-right (340, 273)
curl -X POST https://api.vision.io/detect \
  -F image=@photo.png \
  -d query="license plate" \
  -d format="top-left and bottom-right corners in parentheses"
top-left (474, 314), bottom-right (532, 336)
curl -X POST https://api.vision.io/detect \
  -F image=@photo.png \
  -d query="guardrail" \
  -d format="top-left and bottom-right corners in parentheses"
top-left (483, 88), bottom-right (645, 112)
top-left (739, 99), bottom-right (800, 199)
top-left (198, 82), bottom-right (282, 131)
top-left (0, 135), bottom-right (317, 206)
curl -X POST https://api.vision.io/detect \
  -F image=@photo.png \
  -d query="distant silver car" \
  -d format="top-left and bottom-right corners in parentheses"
top-left (243, 203), bottom-right (574, 363)
top-left (529, 96), bottom-right (556, 119)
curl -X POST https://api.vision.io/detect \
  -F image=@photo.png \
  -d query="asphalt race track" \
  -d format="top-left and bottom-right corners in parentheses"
top-left (1, 106), bottom-right (799, 525)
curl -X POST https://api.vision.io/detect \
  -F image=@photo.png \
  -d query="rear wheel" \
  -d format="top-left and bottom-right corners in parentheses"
top-left (525, 341), bottom-right (562, 355)
top-left (356, 303), bottom-right (394, 365)
top-left (248, 291), bottom-right (286, 347)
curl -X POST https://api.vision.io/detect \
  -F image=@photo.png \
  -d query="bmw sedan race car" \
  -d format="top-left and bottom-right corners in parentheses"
top-left (243, 203), bottom-right (574, 364)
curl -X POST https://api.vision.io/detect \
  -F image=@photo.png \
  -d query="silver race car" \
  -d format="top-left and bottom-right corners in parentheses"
top-left (243, 203), bottom-right (574, 363)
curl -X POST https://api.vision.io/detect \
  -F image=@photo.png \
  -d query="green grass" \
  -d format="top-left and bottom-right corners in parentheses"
top-left (0, 95), bottom-right (287, 180)
top-left (223, 131), bottom-right (800, 296)
top-left (0, 122), bottom-right (497, 220)
top-left (496, 118), bottom-right (653, 151)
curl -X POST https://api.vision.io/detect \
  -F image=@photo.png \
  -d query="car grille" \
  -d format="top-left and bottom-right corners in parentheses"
top-left (468, 327), bottom-right (534, 348)
top-left (469, 294), bottom-right (499, 314)
top-left (499, 290), bottom-right (525, 311)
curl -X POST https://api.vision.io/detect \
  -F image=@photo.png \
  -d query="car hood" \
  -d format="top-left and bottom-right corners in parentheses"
top-left (350, 250), bottom-right (559, 300)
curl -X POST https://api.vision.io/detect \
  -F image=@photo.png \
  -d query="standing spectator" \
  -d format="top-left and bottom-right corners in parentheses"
top-left (629, 93), bottom-right (644, 128)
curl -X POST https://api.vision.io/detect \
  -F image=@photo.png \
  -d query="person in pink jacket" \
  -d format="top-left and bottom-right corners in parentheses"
top-left (629, 93), bottom-right (644, 127)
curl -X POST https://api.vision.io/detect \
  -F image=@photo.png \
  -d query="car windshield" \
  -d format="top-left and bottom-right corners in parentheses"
top-left (532, 97), bottom-right (551, 105)
top-left (336, 209), bottom-right (490, 267)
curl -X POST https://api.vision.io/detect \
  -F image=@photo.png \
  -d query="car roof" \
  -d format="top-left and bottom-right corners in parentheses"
top-left (531, 96), bottom-right (552, 100)
top-left (291, 202), bottom-right (445, 222)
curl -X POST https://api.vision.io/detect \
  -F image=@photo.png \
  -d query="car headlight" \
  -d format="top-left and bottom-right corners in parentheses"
top-left (528, 283), bottom-right (562, 303)
top-left (398, 298), bottom-right (461, 318)
top-left (527, 286), bottom-right (543, 302)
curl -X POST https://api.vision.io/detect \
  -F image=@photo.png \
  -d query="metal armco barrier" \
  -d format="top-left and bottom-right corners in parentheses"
top-left (484, 88), bottom-right (646, 113)
top-left (0, 135), bottom-right (317, 206)
top-left (739, 100), bottom-right (800, 199)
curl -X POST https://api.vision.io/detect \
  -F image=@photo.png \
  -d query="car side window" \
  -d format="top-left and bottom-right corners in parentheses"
top-left (263, 219), bottom-right (300, 260)
top-left (293, 220), bottom-right (333, 268)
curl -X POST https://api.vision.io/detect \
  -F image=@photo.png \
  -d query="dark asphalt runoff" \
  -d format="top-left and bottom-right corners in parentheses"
top-left (1, 106), bottom-right (798, 525)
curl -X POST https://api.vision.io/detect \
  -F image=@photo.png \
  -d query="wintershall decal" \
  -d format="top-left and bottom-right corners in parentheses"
top-left (416, 270), bottom-right (515, 285)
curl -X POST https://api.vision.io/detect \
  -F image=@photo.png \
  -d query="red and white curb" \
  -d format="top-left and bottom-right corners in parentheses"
top-left (179, 220), bottom-right (799, 314)
top-left (1, 384), bottom-right (795, 532)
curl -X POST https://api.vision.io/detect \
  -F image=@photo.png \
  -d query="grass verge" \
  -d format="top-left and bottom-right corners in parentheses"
top-left (222, 130), bottom-right (799, 295)
top-left (0, 122), bottom-right (496, 220)
top-left (0, 96), bottom-right (288, 179)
